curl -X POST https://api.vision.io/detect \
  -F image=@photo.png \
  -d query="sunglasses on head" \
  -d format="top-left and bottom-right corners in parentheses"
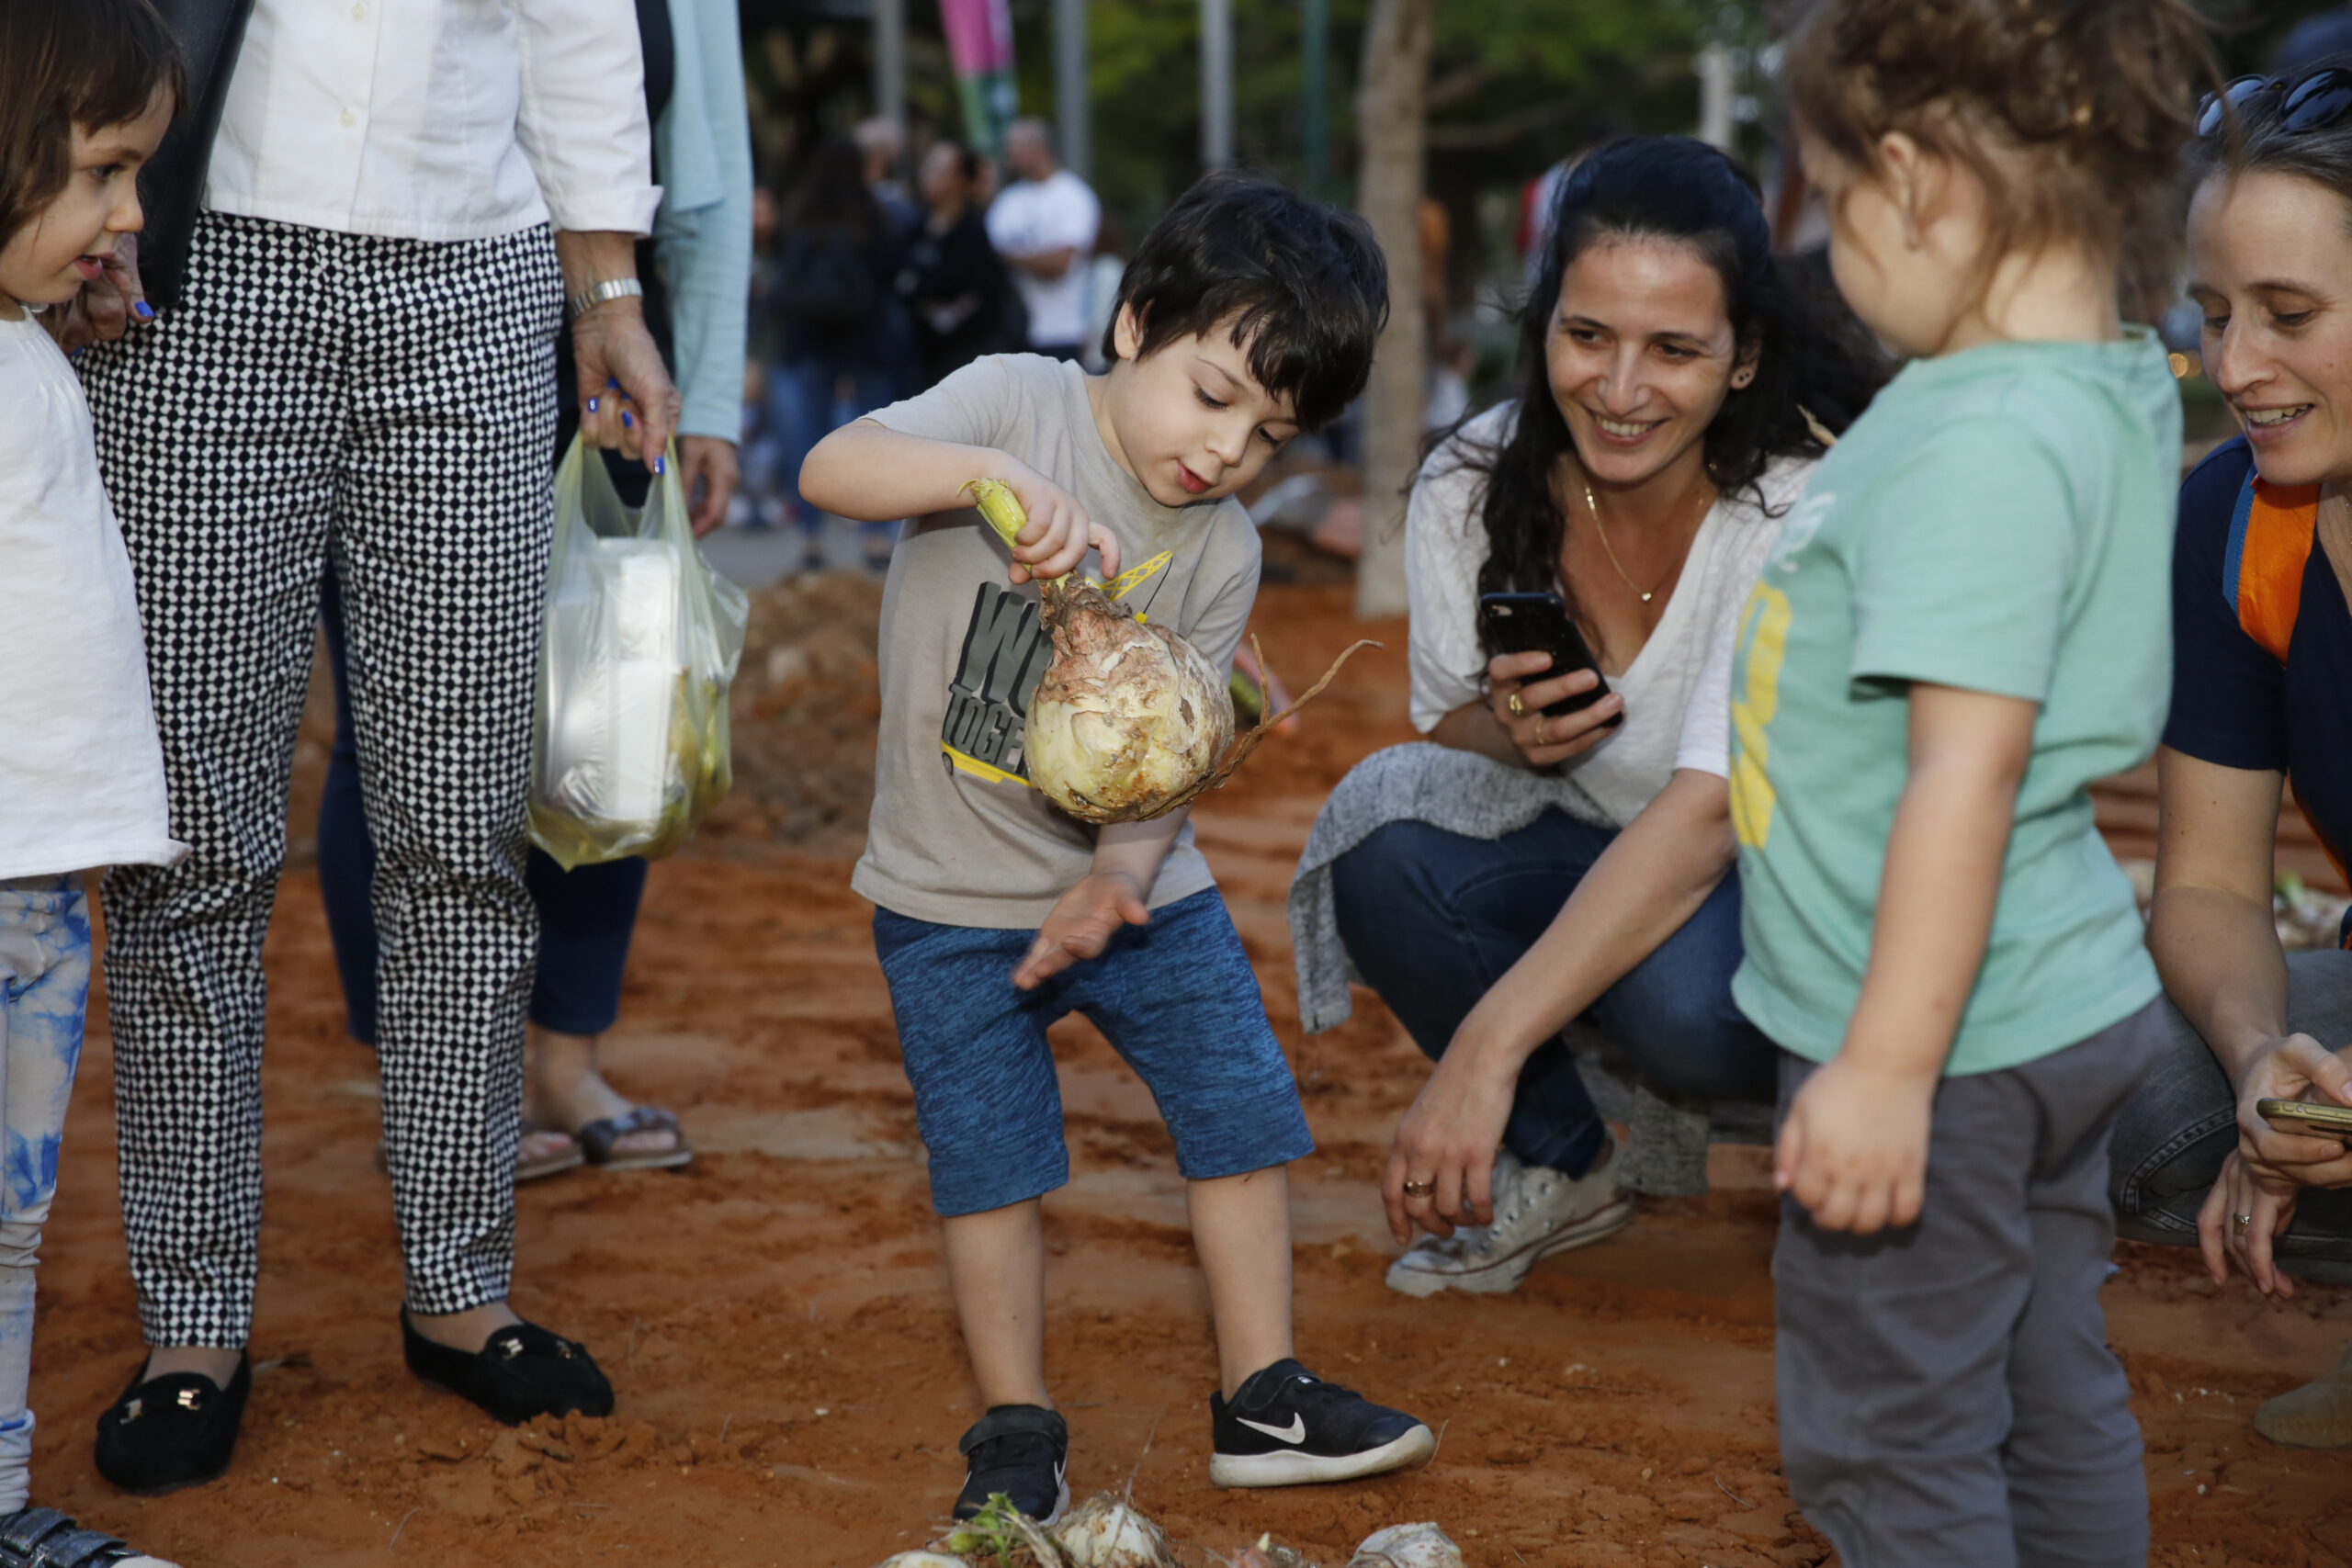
top-left (2199, 68), bottom-right (2352, 140)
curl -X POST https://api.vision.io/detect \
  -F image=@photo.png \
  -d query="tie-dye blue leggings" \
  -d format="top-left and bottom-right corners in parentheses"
top-left (0, 874), bottom-right (93, 1512)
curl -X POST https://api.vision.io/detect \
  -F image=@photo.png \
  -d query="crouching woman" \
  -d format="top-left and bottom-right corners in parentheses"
top-left (2108, 70), bottom-right (2352, 1448)
top-left (1286, 136), bottom-right (1882, 1296)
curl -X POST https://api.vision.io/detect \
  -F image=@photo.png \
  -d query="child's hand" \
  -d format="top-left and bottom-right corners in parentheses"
top-left (1012, 871), bottom-right (1149, 990)
top-left (1775, 1054), bottom-right (1936, 1234)
top-left (996, 460), bottom-right (1121, 585)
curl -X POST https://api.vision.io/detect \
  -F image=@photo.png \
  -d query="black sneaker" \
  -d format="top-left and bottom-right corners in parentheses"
top-left (954, 1404), bottom-right (1069, 1524)
top-left (1209, 1359), bottom-right (1434, 1488)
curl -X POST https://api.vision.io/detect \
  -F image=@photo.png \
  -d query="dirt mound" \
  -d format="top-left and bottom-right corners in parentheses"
top-left (700, 573), bottom-right (886, 856)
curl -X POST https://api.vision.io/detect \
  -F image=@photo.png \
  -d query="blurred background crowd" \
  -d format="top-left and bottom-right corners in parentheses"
top-left (728, 0), bottom-right (2347, 580)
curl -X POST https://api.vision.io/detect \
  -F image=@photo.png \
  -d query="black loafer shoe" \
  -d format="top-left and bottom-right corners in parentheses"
top-left (401, 1312), bottom-right (613, 1425)
top-left (93, 1353), bottom-right (249, 1495)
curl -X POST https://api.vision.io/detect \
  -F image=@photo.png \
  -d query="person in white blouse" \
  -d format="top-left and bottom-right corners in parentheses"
top-left (74, 0), bottom-right (679, 1491)
top-left (1287, 138), bottom-right (1885, 1297)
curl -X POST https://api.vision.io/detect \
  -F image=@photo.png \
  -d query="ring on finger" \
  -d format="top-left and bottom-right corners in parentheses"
top-left (1401, 1179), bottom-right (1435, 1199)
top-left (1507, 692), bottom-right (1524, 717)
top-left (1533, 715), bottom-right (1549, 747)
top-left (2234, 1212), bottom-right (2254, 1236)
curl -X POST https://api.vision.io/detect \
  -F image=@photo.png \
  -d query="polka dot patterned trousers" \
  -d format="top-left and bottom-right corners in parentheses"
top-left (82, 212), bottom-right (560, 1347)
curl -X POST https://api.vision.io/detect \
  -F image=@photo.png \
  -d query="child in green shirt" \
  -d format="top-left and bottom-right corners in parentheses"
top-left (1734, 3), bottom-right (2214, 1562)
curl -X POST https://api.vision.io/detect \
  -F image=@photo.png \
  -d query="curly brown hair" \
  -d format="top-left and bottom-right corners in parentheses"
top-left (1785, 0), bottom-right (2216, 313)
top-left (0, 0), bottom-right (183, 258)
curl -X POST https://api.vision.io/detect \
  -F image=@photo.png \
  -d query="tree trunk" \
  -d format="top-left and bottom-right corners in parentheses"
top-left (1351, 0), bottom-right (1432, 620)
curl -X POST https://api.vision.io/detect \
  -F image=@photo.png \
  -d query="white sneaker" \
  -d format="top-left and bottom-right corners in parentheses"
top-left (1385, 1143), bottom-right (1634, 1297)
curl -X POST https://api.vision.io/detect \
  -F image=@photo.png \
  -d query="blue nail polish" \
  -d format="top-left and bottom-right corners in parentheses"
top-left (621, 411), bottom-right (634, 429)
top-left (132, 300), bottom-right (154, 321)
top-left (653, 456), bottom-right (666, 476)
top-left (71, 347), bottom-right (84, 360)
top-left (587, 397), bottom-right (599, 413)
top-left (606, 378), bottom-right (618, 390)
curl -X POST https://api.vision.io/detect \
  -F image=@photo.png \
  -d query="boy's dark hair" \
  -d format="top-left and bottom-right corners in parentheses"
top-left (0, 0), bottom-right (183, 254)
top-left (1102, 171), bottom-right (1388, 433)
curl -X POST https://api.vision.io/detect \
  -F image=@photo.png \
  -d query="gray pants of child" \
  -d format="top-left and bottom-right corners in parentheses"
top-left (1774, 1000), bottom-right (2166, 1568)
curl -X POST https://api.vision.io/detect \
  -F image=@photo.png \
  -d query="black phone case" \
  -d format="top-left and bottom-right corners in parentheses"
top-left (1477, 592), bottom-right (1618, 723)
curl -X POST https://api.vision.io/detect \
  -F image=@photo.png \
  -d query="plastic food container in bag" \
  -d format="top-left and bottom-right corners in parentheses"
top-left (529, 438), bottom-right (749, 868)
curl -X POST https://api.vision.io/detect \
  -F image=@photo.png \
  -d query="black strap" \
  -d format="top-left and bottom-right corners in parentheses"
top-left (141, 0), bottom-right (258, 313)
top-left (0, 1508), bottom-right (133, 1568)
top-left (957, 1404), bottom-right (1067, 1455)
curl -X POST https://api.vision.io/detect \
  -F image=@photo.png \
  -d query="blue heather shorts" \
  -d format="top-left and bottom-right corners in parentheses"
top-left (873, 888), bottom-right (1314, 1216)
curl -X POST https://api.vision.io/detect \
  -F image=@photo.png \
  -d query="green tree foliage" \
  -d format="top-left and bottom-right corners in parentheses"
top-left (1004, 0), bottom-right (1733, 242)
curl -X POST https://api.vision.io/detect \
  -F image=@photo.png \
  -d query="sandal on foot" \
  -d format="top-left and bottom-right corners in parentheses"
top-left (401, 1312), bottom-right (613, 1425)
top-left (92, 1355), bottom-right (249, 1496)
top-left (0, 1506), bottom-right (179, 1567)
top-left (517, 1126), bottom-right (584, 1184)
top-left (575, 1105), bottom-right (692, 1172)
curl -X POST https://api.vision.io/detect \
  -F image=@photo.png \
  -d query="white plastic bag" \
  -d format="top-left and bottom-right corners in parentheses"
top-left (529, 438), bottom-right (749, 868)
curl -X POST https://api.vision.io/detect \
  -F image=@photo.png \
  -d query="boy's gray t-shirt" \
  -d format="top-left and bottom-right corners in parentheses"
top-left (852, 353), bottom-right (1262, 929)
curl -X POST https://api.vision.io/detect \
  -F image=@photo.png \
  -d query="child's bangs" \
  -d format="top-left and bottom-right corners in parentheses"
top-left (0, 0), bottom-right (184, 249)
top-left (73, 12), bottom-right (186, 134)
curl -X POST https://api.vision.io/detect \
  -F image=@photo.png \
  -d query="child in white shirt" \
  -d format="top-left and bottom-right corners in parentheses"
top-left (0, 1), bottom-right (187, 1561)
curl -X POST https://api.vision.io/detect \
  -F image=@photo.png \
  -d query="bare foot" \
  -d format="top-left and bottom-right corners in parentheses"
top-left (407, 1300), bottom-right (523, 1355)
top-left (141, 1346), bottom-right (243, 1387)
top-left (526, 1026), bottom-right (679, 1161)
top-left (519, 1126), bottom-right (578, 1167)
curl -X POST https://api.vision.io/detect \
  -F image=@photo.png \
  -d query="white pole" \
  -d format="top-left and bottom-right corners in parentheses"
top-left (875, 0), bottom-right (906, 137)
top-left (1201, 0), bottom-right (1233, 169)
top-left (1696, 41), bottom-right (1735, 151)
top-left (1055, 0), bottom-right (1090, 182)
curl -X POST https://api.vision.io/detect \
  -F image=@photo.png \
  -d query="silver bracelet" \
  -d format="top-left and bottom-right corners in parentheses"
top-left (566, 276), bottom-right (644, 321)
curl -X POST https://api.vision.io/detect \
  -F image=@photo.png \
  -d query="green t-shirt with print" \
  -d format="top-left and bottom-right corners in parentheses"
top-left (1728, 332), bottom-right (2177, 1073)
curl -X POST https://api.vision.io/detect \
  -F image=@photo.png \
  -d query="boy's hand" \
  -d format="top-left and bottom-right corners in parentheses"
top-left (996, 459), bottom-right (1121, 585)
top-left (1775, 1054), bottom-right (1936, 1235)
top-left (1012, 871), bottom-right (1149, 990)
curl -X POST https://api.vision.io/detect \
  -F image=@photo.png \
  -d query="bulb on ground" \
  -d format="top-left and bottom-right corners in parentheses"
top-left (1051, 1492), bottom-right (1181, 1567)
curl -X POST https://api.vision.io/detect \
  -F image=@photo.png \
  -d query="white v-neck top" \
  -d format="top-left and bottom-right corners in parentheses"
top-left (1405, 400), bottom-right (1815, 829)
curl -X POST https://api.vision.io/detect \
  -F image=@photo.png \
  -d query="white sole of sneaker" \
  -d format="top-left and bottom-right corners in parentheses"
top-left (1383, 1193), bottom-right (1638, 1298)
top-left (1208, 1422), bottom-right (1437, 1488)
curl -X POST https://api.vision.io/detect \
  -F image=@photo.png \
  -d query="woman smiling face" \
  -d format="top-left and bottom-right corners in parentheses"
top-left (1544, 234), bottom-right (1754, 492)
top-left (2189, 169), bottom-right (2352, 489)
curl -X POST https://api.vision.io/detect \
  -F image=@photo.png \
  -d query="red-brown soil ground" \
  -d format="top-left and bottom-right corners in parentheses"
top-left (31, 581), bottom-right (2352, 1567)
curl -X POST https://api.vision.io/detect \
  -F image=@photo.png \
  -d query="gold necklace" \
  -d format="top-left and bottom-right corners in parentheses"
top-left (1579, 475), bottom-right (1700, 605)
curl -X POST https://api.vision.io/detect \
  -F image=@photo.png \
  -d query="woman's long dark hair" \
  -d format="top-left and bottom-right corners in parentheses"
top-left (1449, 136), bottom-right (1886, 649)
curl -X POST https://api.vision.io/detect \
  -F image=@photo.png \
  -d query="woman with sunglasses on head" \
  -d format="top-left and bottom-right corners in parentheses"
top-left (2107, 62), bottom-right (2352, 1449)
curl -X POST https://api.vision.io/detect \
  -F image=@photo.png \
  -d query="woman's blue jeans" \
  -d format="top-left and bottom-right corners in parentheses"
top-left (1329, 811), bottom-right (1774, 1179)
top-left (2109, 948), bottom-right (2352, 1272)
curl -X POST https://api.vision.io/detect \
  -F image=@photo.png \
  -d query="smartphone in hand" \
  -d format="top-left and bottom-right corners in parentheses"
top-left (2257, 1098), bottom-right (2352, 1139)
top-left (1478, 592), bottom-right (1623, 728)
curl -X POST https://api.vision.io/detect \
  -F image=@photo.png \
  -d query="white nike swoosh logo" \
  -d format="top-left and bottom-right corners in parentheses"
top-left (1237, 1414), bottom-right (1306, 1444)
